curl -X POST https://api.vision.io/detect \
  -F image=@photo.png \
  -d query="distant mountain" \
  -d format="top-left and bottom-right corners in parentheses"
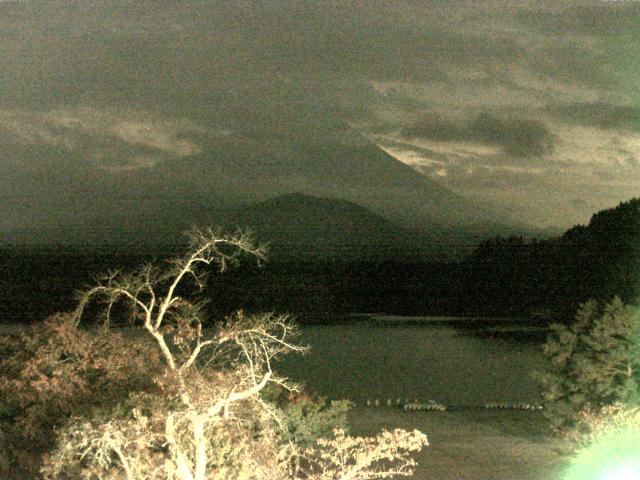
top-left (0, 192), bottom-right (424, 259)
top-left (172, 118), bottom-right (545, 253)
top-left (191, 120), bottom-right (525, 235)
top-left (2, 110), bottom-right (540, 253)
top-left (217, 192), bottom-right (428, 260)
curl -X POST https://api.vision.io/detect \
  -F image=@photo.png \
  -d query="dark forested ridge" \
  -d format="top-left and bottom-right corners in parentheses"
top-left (2, 198), bottom-right (638, 325)
top-left (212, 197), bottom-right (640, 321)
top-left (463, 197), bottom-right (640, 320)
top-left (0, 246), bottom-right (462, 324)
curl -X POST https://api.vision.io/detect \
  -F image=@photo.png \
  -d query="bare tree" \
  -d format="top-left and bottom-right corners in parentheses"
top-left (41, 227), bottom-right (427, 480)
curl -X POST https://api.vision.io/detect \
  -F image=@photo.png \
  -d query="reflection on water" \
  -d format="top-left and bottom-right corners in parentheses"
top-left (275, 323), bottom-right (546, 406)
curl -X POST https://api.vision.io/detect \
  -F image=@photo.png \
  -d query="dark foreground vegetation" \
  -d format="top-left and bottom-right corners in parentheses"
top-left (2, 198), bottom-right (639, 326)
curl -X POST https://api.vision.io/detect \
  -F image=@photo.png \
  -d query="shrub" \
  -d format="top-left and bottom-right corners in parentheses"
top-left (536, 297), bottom-right (640, 433)
top-left (565, 402), bottom-right (640, 450)
top-left (0, 314), bottom-right (160, 479)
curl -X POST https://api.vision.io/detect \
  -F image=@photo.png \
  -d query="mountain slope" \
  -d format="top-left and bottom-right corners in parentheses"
top-left (2, 193), bottom-right (431, 260)
top-left (219, 192), bottom-right (427, 260)
top-left (177, 113), bottom-right (537, 250)
top-left (2, 107), bottom-right (537, 252)
top-left (192, 124), bottom-right (498, 231)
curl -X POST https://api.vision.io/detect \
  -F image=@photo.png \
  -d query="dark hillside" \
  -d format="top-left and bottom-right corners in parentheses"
top-left (219, 192), bottom-right (430, 260)
top-left (463, 198), bottom-right (640, 320)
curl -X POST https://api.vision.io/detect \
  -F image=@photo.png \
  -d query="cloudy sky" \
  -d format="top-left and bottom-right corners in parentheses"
top-left (1, 0), bottom-right (639, 237)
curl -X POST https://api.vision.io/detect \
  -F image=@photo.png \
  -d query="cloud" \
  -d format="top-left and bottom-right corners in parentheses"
top-left (547, 103), bottom-right (640, 132)
top-left (401, 112), bottom-right (554, 159)
top-left (0, 107), bottom-right (205, 172)
top-left (102, 155), bottom-right (158, 173)
top-left (471, 113), bottom-right (554, 158)
top-left (516, 3), bottom-right (640, 37)
top-left (0, 0), bottom-right (637, 231)
top-left (401, 114), bottom-right (471, 143)
top-left (111, 121), bottom-right (201, 157)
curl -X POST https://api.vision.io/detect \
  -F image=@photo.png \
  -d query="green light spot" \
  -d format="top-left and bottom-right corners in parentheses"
top-left (563, 428), bottom-right (640, 480)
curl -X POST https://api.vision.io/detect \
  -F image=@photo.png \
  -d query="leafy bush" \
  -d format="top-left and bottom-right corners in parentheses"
top-left (1, 227), bottom-right (428, 480)
top-left (0, 314), bottom-right (161, 479)
top-left (536, 297), bottom-right (640, 433)
top-left (265, 385), bottom-right (352, 447)
top-left (565, 402), bottom-right (640, 450)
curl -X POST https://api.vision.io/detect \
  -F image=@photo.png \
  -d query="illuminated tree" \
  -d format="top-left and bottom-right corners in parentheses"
top-left (536, 297), bottom-right (640, 433)
top-left (19, 227), bottom-right (428, 480)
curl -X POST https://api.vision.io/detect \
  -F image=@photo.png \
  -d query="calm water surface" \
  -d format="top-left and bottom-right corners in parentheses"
top-left (276, 323), bottom-right (546, 406)
top-left (0, 320), bottom-right (546, 407)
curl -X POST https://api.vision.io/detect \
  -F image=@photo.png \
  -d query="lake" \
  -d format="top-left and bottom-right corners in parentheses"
top-left (0, 318), bottom-right (565, 479)
top-left (276, 321), bottom-right (547, 407)
top-left (0, 317), bottom-right (548, 408)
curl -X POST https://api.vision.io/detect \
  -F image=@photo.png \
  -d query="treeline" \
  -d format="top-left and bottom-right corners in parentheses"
top-left (2, 198), bottom-right (639, 325)
top-left (204, 260), bottom-right (463, 321)
top-left (0, 248), bottom-right (463, 324)
top-left (462, 198), bottom-right (640, 320)
top-left (0, 246), bottom-right (167, 324)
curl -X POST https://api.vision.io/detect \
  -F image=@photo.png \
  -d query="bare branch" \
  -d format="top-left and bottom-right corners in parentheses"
top-left (43, 226), bottom-right (427, 480)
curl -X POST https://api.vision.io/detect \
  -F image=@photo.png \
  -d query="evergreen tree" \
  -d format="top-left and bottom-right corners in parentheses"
top-left (536, 297), bottom-right (640, 432)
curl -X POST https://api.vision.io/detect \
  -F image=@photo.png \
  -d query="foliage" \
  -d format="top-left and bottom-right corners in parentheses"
top-left (565, 402), bottom-right (640, 451)
top-left (264, 385), bottom-right (352, 449)
top-left (0, 314), bottom-right (160, 479)
top-left (536, 297), bottom-right (640, 433)
top-left (302, 428), bottom-right (428, 480)
top-left (2, 227), bottom-right (428, 479)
